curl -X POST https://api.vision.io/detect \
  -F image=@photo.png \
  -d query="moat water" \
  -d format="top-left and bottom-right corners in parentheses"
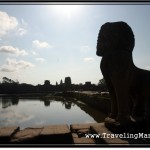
top-left (0, 96), bottom-right (106, 129)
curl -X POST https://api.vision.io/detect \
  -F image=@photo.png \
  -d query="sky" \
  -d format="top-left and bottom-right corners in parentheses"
top-left (0, 4), bottom-right (150, 85)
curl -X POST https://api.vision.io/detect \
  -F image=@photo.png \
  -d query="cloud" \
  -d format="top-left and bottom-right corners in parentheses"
top-left (21, 18), bottom-right (28, 26)
top-left (80, 45), bottom-right (90, 52)
top-left (32, 40), bottom-right (51, 49)
top-left (16, 19), bottom-right (28, 36)
top-left (83, 57), bottom-right (95, 62)
top-left (31, 50), bottom-right (38, 56)
top-left (146, 66), bottom-right (150, 70)
top-left (17, 114), bottom-right (34, 123)
top-left (35, 57), bottom-right (46, 63)
top-left (16, 27), bottom-right (27, 36)
top-left (0, 11), bottom-right (18, 37)
top-left (0, 45), bottom-right (28, 56)
top-left (0, 11), bottom-right (28, 38)
top-left (0, 108), bottom-right (34, 126)
top-left (34, 121), bottom-right (45, 126)
top-left (0, 67), bottom-right (16, 72)
top-left (0, 58), bottom-right (34, 72)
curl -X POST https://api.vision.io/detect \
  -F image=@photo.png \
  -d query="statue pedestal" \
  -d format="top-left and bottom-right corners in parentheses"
top-left (90, 123), bottom-right (148, 145)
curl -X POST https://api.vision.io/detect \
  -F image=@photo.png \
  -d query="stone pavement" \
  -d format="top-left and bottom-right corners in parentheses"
top-left (0, 123), bottom-right (148, 145)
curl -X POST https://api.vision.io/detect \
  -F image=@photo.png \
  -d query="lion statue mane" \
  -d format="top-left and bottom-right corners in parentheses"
top-left (96, 21), bottom-right (150, 130)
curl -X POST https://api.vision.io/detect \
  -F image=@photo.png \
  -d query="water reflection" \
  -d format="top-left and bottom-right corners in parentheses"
top-left (65, 101), bottom-right (72, 109)
top-left (44, 100), bottom-right (51, 107)
top-left (62, 101), bottom-right (72, 109)
top-left (0, 96), bottom-right (19, 109)
top-left (0, 96), bottom-right (106, 129)
top-left (75, 100), bottom-right (106, 123)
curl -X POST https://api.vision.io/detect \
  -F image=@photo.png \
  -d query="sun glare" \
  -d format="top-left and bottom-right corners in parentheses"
top-left (50, 5), bottom-right (82, 20)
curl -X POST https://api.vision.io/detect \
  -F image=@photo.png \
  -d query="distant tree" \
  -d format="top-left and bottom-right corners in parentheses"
top-left (2, 77), bottom-right (10, 83)
top-left (85, 81), bottom-right (91, 86)
top-left (15, 79), bottom-right (19, 84)
top-left (98, 78), bottom-right (108, 91)
top-left (2, 77), bottom-right (15, 84)
top-left (44, 80), bottom-right (50, 86)
top-left (56, 81), bottom-right (58, 86)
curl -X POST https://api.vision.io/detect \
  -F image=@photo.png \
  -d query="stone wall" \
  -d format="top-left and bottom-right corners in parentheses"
top-left (63, 91), bottom-right (111, 114)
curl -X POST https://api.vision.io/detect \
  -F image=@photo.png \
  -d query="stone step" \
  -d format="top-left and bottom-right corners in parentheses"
top-left (72, 133), bottom-right (95, 144)
top-left (70, 123), bottom-right (96, 132)
top-left (90, 123), bottom-right (150, 145)
top-left (11, 126), bottom-right (43, 144)
top-left (11, 124), bottom-right (73, 144)
top-left (1, 123), bottom-right (148, 145)
top-left (39, 124), bottom-right (73, 144)
top-left (0, 126), bottom-right (20, 144)
top-left (90, 123), bottom-right (129, 145)
top-left (70, 123), bottom-right (97, 144)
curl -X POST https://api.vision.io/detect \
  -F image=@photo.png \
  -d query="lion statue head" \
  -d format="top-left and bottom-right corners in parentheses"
top-left (96, 21), bottom-right (135, 57)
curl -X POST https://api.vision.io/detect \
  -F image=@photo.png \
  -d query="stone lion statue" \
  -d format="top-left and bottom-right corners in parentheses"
top-left (96, 21), bottom-right (150, 130)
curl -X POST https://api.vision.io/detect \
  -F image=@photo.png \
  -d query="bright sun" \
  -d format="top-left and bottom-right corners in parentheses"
top-left (51, 5), bottom-right (82, 19)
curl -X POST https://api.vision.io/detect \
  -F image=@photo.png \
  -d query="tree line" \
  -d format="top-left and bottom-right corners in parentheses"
top-left (0, 76), bottom-right (108, 94)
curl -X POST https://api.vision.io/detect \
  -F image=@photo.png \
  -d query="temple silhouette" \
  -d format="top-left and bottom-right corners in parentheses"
top-left (0, 76), bottom-right (108, 94)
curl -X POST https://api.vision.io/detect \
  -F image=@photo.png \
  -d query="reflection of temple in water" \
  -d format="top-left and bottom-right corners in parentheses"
top-left (0, 97), bottom-right (19, 109)
top-left (62, 101), bottom-right (73, 110)
top-left (44, 100), bottom-right (51, 107)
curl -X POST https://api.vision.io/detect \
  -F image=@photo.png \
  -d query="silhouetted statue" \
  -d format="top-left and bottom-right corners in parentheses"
top-left (96, 21), bottom-right (150, 130)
